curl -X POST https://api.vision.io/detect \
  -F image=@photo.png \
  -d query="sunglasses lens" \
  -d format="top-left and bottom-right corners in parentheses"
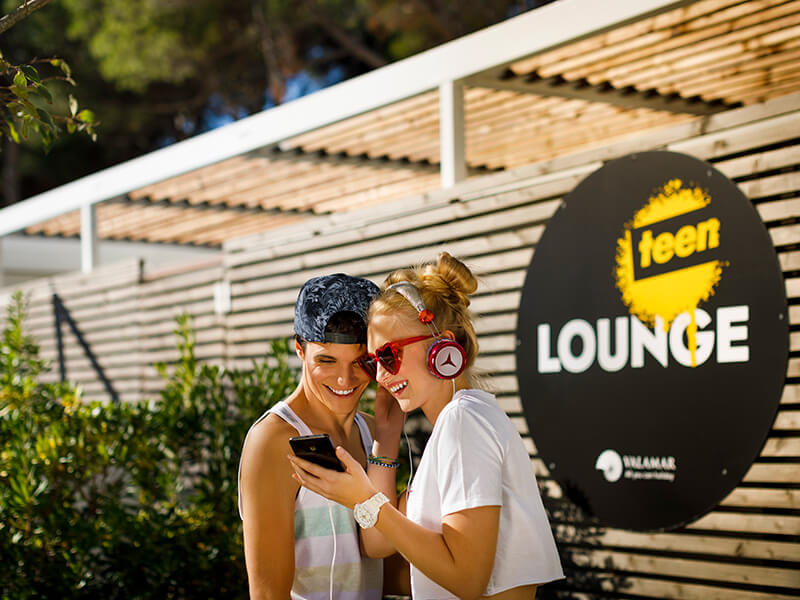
top-left (358, 355), bottom-right (377, 380)
top-left (377, 345), bottom-right (400, 375)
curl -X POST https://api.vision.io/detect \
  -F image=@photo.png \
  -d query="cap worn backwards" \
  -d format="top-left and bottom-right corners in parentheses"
top-left (294, 273), bottom-right (380, 344)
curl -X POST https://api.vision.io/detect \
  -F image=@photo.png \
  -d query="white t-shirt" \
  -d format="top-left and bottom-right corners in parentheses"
top-left (405, 389), bottom-right (564, 599)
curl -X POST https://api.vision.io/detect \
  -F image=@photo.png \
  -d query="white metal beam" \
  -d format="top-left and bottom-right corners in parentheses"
top-left (80, 204), bottom-right (98, 273)
top-left (0, 233), bottom-right (217, 275)
top-left (440, 80), bottom-right (466, 188)
top-left (0, 0), bottom-right (689, 236)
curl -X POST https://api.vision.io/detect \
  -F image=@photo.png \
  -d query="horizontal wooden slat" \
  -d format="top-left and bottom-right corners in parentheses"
top-left (719, 487), bottom-right (800, 509)
top-left (743, 461), bottom-right (800, 483)
top-left (761, 436), bottom-right (800, 456)
top-left (571, 549), bottom-right (799, 588)
top-left (686, 511), bottom-right (800, 536)
top-left (670, 111), bottom-right (800, 161)
top-left (575, 574), bottom-right (800, 600)
top-left (564, 526), bottom-right (800, 562)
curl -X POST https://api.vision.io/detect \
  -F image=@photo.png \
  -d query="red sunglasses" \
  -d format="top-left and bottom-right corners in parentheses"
top-left (358, 335), bottom-right (433, 380)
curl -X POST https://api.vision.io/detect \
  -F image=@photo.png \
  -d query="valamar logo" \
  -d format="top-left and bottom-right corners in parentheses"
top-left (596, 449), bottom-right (677, 483)
top-left (517, 151), bottom-right (789, 531)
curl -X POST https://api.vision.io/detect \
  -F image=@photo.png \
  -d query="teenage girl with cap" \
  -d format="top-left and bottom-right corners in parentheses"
top-left (238, 274), bottom-right (385, 600)
top-left (289, 253), bottom-right (563, 599)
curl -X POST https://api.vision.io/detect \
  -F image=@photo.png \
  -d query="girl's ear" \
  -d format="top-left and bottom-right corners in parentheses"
top-left (441, 329), bottom-right (456, 341)
top-left (295, 339), bottom-right (305, 360)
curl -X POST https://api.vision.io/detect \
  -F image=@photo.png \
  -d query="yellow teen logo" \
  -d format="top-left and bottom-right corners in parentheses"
top-left (615, 179), bottom-right (726, 367)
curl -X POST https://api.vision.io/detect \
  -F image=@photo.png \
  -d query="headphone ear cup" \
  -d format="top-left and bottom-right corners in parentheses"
top-left (427, 339), bottom-right (466, 379)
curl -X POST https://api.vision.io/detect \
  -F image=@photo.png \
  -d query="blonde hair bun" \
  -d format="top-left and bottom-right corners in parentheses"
top-left (421, 252), bottom-right (478, 308)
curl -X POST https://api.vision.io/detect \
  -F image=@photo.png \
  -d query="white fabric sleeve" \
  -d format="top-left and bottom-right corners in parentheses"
top-left (435, 405), bottom-right (504, 516)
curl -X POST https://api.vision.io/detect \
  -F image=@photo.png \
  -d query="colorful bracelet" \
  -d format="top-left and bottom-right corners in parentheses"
top-left (368, 455), bottom-right (401, 469)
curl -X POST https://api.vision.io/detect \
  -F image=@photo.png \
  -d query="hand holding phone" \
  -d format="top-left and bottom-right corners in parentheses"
top-left (289, 434), bottom-right (345, 472)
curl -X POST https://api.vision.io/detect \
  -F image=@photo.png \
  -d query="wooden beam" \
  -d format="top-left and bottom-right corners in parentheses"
top-left (466, 71), bottom-right (738, 115)
top-left (107, 194), bottom-right (315, 216)
top-left (250, 144), bottom-right (442, 174)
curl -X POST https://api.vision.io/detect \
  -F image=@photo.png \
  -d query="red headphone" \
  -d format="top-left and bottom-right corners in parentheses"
top-left (388, 282), bottom-right (467, 380)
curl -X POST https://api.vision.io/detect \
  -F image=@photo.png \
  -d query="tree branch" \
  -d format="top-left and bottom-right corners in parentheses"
top-left (311, 13), bottom-right (388, 69)
top-left (251, 0), bottom-right (288, 104)
top-left (0, 0), bottom-right (55, 35)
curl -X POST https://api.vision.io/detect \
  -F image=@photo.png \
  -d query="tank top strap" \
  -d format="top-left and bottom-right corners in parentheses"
top-left (268, 401), bottom-right (313, 436)
top-left (353, 412), bottom-right (374, 456)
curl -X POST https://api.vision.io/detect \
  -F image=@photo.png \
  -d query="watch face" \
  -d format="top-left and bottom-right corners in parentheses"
top-left (355, 503), bottom-right (377, 528)
top-left (354, 493), bottom-right (387, 528)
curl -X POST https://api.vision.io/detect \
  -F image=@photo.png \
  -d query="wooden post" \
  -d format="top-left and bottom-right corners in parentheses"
top-left (80, 204), bottom-right (98, 273)
top-left (440, 80), bottom-right (466, 188)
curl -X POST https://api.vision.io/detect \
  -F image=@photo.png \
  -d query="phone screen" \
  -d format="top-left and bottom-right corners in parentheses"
top-left (289, 434), bottom-right (345, 472)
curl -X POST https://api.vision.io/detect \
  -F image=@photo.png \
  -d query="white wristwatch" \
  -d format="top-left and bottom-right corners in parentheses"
top-left (353, 492), bottom-right (389, 529)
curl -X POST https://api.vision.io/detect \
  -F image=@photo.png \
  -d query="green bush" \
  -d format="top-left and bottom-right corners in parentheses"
top-left (0, 293), bottom-right (297, 599)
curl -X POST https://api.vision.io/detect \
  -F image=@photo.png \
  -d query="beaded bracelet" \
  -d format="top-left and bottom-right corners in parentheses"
top-left (368, 455), bottom-right (401, 469)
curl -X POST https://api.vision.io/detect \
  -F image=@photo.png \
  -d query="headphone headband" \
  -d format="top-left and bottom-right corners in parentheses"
top-left (387, 282), bottom-right (439, 332)
top-left (387, 282), bottom-right (425, 312)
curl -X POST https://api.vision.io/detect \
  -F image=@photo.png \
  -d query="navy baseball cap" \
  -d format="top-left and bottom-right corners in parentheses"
top-left (294, 274), bottom-right (379, 344)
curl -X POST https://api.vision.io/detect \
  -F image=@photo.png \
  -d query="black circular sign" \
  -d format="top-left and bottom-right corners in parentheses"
top-left (516, 151), bottom-right (788, 531)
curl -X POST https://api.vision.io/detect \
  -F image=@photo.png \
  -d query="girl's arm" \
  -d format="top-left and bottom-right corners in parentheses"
top-left (358, 386), bottom-right (406, 557)
top-left (289, 447), bottom-right (501, 600)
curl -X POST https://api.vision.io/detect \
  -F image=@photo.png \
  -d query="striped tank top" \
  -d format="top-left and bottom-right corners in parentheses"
top-left (238, 401), bottom-right (383, 600)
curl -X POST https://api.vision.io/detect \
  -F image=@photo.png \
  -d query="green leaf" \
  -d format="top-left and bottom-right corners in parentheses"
top-left (7, 121), bottom-right (20, 143)
top-left (76, 109), bottom-right (96, 123)
top-left (15, 97), bottom-right (38, 117)
top-left (11, 84), bottom-right (28, 101)
top-left (59, 59), bottom-right (72, 78)
top-left (66, 121), bottom-right (76, 134)
top-left (32, 84), bottom-right (53, 104)
top-left (20, 65), bottom-right (40, 83)
top-left (13, 71), bottom-right (27, 88)
top-left (37, 108), bottom-right (56, 130)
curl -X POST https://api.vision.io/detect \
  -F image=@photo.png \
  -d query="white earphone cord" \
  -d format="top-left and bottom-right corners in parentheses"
top-left (403, 423), bottom-right (414, 493)
top-left (328, 502), bottom-right (337, 600)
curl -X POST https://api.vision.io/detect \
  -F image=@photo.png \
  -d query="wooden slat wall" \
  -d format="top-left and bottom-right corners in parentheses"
top-left (1, 258), bottom-right (227, 404)
top-left (7, 260), bottom-right (145, 403)
top-left (1, 92), bottom-right (798, 597)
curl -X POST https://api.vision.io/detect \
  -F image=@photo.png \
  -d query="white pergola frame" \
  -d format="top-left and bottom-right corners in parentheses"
top-left (0, 0), bottom-right (689, 272)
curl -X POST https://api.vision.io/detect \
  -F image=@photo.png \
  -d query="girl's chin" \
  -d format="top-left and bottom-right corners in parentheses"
top-left (395, 396), bottom-right (416, 412)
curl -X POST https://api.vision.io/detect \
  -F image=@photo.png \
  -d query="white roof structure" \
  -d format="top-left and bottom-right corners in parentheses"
top-left (2, 0), bottom-right (799, 275)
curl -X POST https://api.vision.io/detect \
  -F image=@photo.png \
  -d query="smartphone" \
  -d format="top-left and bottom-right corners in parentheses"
top-left (289, 434), bottom-right (344, 472)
